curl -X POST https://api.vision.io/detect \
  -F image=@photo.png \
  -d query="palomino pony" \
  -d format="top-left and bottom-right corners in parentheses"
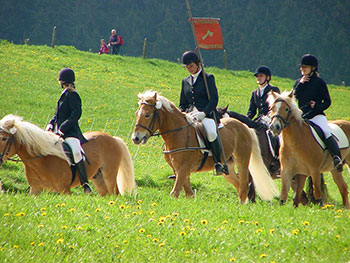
top-left (0, 115), bottom-right (136, 196)
top-left (268, 91), bottom-right (350, 208)
top-left (132, 91), bottom-right (278, 203)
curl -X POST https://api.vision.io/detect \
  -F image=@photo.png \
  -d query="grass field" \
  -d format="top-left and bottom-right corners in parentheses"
top-left (0, 40), bottom-right (350, 262)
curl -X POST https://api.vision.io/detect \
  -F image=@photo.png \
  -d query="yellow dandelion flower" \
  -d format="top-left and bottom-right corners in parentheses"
top-left (200, 219), bottom-right (208, 225)
top-left (69, 245), bottom-right (75, 249)
top-left (108, 201), bottom-right (115, 205)
top-left (179, 231), bottom-right (187, 236)
top-left (157, 222), bottom-right (164, 226)
top-left (229, 257), bottom-right (236, 261)
top-left (303, 221), bottom-right (310, 226)
top-left (184, 219), bottom-right (190, 223)
top-left (336, 209), bottom-right (342, 213)
top-left (30, 242), bottom-right (35, 246)
top-left (151, 202), bottom-right (157, 207)
top-left (61, 225), bottom-right (68, 229)
top-left (4, 213), bottom-right (10, 217)
top-left (238, 219), bottom-right (245, 224)
top-left (137, 200), bottom-right (143, 204)
top-left (38, 224), bottom-right (44, 228)
top-left (123, 240), bottom-right (127, 244)
top-left (86, 213), bottom-right (91, 217)
top-left (105, 216), bottom-right (110, 219)
top-left (136, 205), bottom-right (141, 210)
top-left (212, 248), bottom-right (217, 253)
top-left (336, 235), bottom-right (340, 239)
top-left (56, 233), bottom-right (62, 236)
top-left (69, 208), bottom-right (76, 212)
top-left (269, 228), bottom-right (275, 234)
top-left (185, 250), bottom-right (190, 255)
top-left (158, 242), bottom-right (165, 247)
top-left (38, 242), bottom-right (44, 247)
top-left (60, 203), bottom-right (66, 207)
top-left (220, 225), bottom-right (226, 230)
top-left (222, 220), bottom-right (228, 224)
top-left (152, 238), bottom-right (159, 242)
top-left (55, 204), bottom-right (61, 208)
top-left (56, 238), bottom-right (64, 244)
top-left (166, 215), bottom-right (171, 219)
top-left (13, 245), bottom-right (19, 249)
top-left (76, 226), bottom-right (83, 230)
top-left (115, 244), bottom-right (119, 248)
top-left (146, 234), bottom-right (152, 238)
top-left (185, 225), bottom-right (190, 230)
top-left (213, 227), bottom-right (218, 231)
top-left (172, 212), bottom-right (179, 217)
top-left (41, 212), bottom-right (47, 216)
top-left (149, 211), bottom-right (155, 215)
top-left (139, 228), bottom-right (145, 233)
top-left (256, 228), bottom-right (263, 233)
top-left (95, 208), bottom-right (102, 212)
top-left (125, 214), bottom-right (130, 218)
top-left (132, 211), bottom-right (138, 215)
top-left (264, 243), bottom-right (269, 247)
top-left (40, 207), bottom-right (46, 211)
top-left (190, 228), bottom-right (195, 231)
top-left (292, 229), bottom-right (299, 235)
top-left (0, 248), bottom-right (5, 251)
top-left (260, 253), bottom-right (267, 258)
top-left (16, 212), bottom-right (25, 217)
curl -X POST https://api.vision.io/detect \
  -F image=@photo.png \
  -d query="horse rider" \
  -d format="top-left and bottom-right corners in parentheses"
top-left (293, 54), bottom-right (343, 171)
top-left (179, 51), bottom-right (228, 175)
top-left (46, 68), bottom-right (93, 194)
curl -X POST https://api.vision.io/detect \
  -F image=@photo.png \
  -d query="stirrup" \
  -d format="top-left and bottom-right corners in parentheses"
top-left (214, 163), bottom-right (228, 176)
top-left (333, 156), bottom-right (343, 172)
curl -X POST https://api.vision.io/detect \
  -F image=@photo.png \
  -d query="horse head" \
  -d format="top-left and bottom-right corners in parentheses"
top-left (132, 91), bottom-right (162, 145)
top-left (0, 115), bottom-right (20, 165)
top-left (268, 90), bottom-right (296, 135)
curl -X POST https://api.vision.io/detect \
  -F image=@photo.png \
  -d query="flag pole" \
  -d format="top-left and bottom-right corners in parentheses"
top-left (185, 0), bottom-right (229, 175)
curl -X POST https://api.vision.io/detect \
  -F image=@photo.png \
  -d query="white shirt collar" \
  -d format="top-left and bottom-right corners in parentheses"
top-left (191, 69), bottom-right (202, 85)
top-left (259, 84), bottom-right (268, 96)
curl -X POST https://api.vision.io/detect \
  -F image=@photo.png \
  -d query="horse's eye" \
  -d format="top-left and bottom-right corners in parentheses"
top-left (145, 113), bottom-right (151, 118)
top-left (2, 137), bottom-right (7, 141)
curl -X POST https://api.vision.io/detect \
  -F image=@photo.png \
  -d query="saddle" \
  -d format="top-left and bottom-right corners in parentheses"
top-left (306, 121), bottom-right (349, 150)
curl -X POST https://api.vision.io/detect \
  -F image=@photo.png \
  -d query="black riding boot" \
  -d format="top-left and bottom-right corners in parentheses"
top-left (325, 136), bottom-right (343, 172)
top-left (210, 138), bottom-right (228, 175)
top-left (76, 159), bottom-right (93, 194)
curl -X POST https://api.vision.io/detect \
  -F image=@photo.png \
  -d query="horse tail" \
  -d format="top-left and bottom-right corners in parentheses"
top-left (113, 137), bottom-right (137, 195)
top-left (306, 174), bottom-right (329, 204)
top-left (247, 128), bottom-right (279, 201)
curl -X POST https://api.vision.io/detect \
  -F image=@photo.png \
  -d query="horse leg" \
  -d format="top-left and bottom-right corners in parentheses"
top-left (29, 187), bottom-right (43, 195)
top-left (293, 174), bottom-right (307, 207)
top-left (182, 176), bottom-right (194, 197)
top-left (222, 158), bottom-right (241, 197)
top-left (330, 170), bottom-right (349, 209)
top-left (247, 174), bottom-right (256, 203)
top-left (310, 172), bottom-right (323, 206)
top-left (235, 159), bottom-right (250, 204)
top-left (91, 168), bottom-right (110, 196)
top-left (170, 166), bottom-right (190, 198)
top-left (291, 176), bottom-right (308, 205)
top-left (280, 172), bottom-right (293, 205)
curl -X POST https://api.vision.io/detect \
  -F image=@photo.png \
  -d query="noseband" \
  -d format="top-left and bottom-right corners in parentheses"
top-left (270, 98), bottom-right (292, 128)
top-left (135, 102), bottom-right (161, 136)
top-left (0, 132), bottom-right (15, 164)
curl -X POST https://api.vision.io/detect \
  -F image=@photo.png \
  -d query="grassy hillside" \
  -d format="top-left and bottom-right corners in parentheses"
top-left (0, 41), bottom-right (350, 262)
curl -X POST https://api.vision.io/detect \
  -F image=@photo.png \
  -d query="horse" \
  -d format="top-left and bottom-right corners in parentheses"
top-left (268, 91), bottom-right (350, 208)
top-left (217, 105), bottom-right (326, 204)
top-left (0, 114), bottom-right (136, 196)
top-left (132, 91), bottom-right (279, 203)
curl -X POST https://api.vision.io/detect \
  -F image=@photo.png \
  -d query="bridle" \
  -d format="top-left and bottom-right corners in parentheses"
top-left (270, 98), bottom-right (292, 129)
top-left (135, 102), bottom-right (190, 137)
top-left (0, 130), bottom-right (43, 164)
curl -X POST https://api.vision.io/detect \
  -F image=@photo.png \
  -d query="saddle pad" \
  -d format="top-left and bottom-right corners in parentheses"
top-left (309, 123), bottom-right (349, 150)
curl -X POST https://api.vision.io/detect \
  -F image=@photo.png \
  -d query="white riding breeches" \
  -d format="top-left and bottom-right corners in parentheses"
top-left (65, 137), bottom-right (84, 163)
top-left (309, 114), bottom-right (331, 138)
top-left (202, 118), bottom-right (217, 142)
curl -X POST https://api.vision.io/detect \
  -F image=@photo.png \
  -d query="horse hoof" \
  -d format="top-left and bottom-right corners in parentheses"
top-left (168, 175), bottom-right (176, 180)
top-left (280, 200), bottom-right (286, 206)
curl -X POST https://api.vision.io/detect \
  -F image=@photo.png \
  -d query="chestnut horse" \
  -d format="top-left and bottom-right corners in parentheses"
top-left (132, 91), bottom-right (278, 203)
top-left (268, 91), bottom-right (350, 208)
top-left (0, 115), bottom-right (136, 196)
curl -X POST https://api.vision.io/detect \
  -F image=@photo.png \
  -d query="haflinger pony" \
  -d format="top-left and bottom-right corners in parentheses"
top-left (268, 91), bottom-right (350, 209)
top-left (0, 114), bottom-right (136, 196)
top-left (132, 91), bottom-right (279, 203)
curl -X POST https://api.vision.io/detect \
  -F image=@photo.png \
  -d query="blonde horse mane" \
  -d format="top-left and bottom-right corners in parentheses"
top-left (267, 91), bottom-right (303, 123)
top-left (0, 115), bottom-right (70, 165)
top-left (138, 90), bottom-right (174, 112)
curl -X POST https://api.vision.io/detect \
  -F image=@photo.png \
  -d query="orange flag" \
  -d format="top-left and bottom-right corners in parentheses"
top-left (192, 17), bottom-right (223, 50)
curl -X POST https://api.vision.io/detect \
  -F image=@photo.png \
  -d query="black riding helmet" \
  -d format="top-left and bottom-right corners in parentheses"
top-left (182, 51), bottom-right (200, 66)
top-left (299, 54), bottom-right (318, 71)
top-left (254, 66), bottom-right (271, 77)
top-left (58, 68), bottom-right (75, 83)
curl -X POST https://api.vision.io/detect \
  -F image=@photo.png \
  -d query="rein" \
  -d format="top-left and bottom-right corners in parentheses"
top-left (135, 101), bottom-right (207, 154)
top-left (270, 98), bottom-right (292, 128)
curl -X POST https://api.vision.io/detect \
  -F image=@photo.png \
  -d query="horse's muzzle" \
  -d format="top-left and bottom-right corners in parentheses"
top-left (132, 132), bottom-right (148, 145)
top-left (269, 122), bottom-right (281, 136)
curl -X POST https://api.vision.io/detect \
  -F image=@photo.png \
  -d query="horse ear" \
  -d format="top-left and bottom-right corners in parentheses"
top-left (288, 90), bottom-right (294, 98)
top-left (224, 105), bottom-right (229, 111)
top-left (3, 119), bottom-right (17, 134)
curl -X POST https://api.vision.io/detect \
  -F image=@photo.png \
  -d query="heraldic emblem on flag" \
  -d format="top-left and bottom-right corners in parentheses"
top-left (191, 17), bottom-right (223, 50)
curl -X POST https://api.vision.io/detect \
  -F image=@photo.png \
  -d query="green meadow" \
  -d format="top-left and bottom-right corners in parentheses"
top-left (0, 40), bottom-right (350, 262)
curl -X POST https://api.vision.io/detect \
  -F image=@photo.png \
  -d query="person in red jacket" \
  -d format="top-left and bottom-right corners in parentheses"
top-left (98, 39), bottom-right (110, 54)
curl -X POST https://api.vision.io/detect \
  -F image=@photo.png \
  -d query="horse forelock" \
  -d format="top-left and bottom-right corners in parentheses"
top-left (138, 91), bottom-right (174, 112)
top-left (0, 115), bottom-right (70, 165)
top-left (269, 92), bottom-right (303, 124)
